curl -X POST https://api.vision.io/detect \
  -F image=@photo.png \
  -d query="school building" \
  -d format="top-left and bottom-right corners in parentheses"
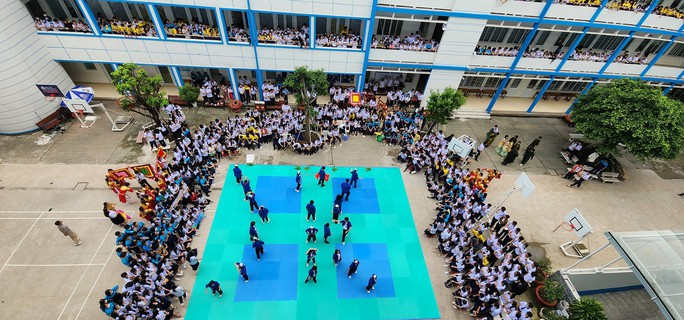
top-left (1, 0), bottom-right (683, 134)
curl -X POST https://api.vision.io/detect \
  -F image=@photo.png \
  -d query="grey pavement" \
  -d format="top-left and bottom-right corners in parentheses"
top-left (0, 101), bottom-right (682, 319)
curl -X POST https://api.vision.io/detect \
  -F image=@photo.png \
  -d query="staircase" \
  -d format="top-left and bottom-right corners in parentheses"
top-left (452, 109), bottom-right (491, 120)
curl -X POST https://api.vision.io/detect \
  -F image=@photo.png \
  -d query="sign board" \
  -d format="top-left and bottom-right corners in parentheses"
top-left (349, 92), bottom-right (361, 106)
top-left (515, 172), bottom-right (535, 199)
top-left (447, 135), bottom-right (476, 159)
top-left (36, 84), bottom-right (64, 97)
top-left (564, 208), bottom-right (592, 239)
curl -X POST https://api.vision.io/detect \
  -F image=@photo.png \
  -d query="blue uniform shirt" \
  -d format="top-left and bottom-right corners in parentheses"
top-left (342, 220), bottom-right (352, 230)
top-left (324, 225), bottom-right (332, 237)
top-left (306, 227), bottom-right (318, 235)
top-left (239, 265), bottom-right (247, 275)
top-left (296, 174), bottom-right (302, 183)
top-left (249, 225), bottom-right (258, 237)
top-left (233, 166), bottom-right (242, 178)
top-left (341, 182), bottom-right (351, 192)
top-left (351, 171), bottom-right (359, 181)
top-left (248, 193), bottom-right (257, 204)
top-left (306, 203), bottom-right (316, 215)
top-left (252, 240), bottom-right (264, 249)
top-left (368, 276), bottom-right (377, 286)
top-left (308, 267), bottom-right (317, 277)
top-left (258, 207), bottom-right (269, 218)
top-left (205, 281), bottom-right (220, 291)
top-left (333, 252), bottom-right (342, 263)
top-left (241, 180), bottom-right (251, 192)
top-left (318, 169), bottom-right (326, 179)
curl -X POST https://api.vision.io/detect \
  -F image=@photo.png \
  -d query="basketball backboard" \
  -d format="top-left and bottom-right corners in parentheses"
top-left (515, 172), bottom-right (535, 198)
top-left (564, 208), bottom-right (592, 239)
top-left (63, 99), bottom-right (94, 114)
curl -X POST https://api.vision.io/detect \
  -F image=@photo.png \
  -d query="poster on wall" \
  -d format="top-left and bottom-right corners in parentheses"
top-left (36, 84), bottom-right (64, 97)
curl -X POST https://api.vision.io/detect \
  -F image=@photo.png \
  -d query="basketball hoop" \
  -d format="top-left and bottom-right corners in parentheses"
top-left (553, 221), bottom-right (576, 232)
top-left (45, 94), bottom-right (57, 102)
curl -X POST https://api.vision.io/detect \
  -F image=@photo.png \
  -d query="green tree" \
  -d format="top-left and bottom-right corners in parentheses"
top-left (424, 87), bottom-right (466, 133)
top-left (572, 78), bottom-right (684, 160)
top-left (110, 63), bottom-right (168, 125)
top-left (283, 66), bottom-right (329, 142)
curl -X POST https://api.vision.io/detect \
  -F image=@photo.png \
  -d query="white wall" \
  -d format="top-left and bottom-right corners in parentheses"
top-left (0, 0), bottom-right (74, 134)
top-left (422, 69), bottom-right (463, 100)
top-left (61, 62), bottom-right (111, 84)
top-left (251, 0), bottom-right (372, 18)
top-left (435, 16), bottom-right (488, 67)
top-left (257, 47), bottom-right (364, 74)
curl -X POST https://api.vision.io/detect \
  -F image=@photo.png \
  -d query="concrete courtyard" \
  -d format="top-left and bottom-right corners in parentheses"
top-left (0, 102), bottom-right (682, 319)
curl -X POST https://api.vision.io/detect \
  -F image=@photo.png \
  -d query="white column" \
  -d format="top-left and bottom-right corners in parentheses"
top-left (0, 1), bottom-right (74, 134)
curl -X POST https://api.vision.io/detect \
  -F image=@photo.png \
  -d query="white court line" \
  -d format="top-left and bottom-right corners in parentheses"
top-left (5, 263), bottom-right (106, 267)
top-left (74, 243), bottom-right (118, 319)
top-left (0, 217), bottom-right (109, 220)
top-left (0, 209), bottom-right (47, 275)
top-left (58, 223), bottom-right (114, 320)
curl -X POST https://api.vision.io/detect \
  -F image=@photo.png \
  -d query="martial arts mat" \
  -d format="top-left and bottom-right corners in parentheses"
top-left (186, 165), bottom-right (439, 319)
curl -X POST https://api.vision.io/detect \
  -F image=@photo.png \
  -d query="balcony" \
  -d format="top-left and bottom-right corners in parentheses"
top-left (257, 47), bottom-right (364, 73)
top-left (368, 49), bottom-right (437, 65)
top-left (558, 60), bottom-right (605, 74)
top-left (250, 0), bottom-right (372, 18)
top-left (641, 14), bottom-right (684, 32)
top-left (603, 63), bottom-right (646, 76)
top-left (377, 0), bottom-right (456, 11)
top-left (644, 65), bottom-right (682, 80)
top-left (469, 54), bottom-right (514, 69)
top-left (490, 1), bottom-right (545, 18)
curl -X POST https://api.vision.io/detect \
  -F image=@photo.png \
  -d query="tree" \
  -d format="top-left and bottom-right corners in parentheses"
top-left (572, 78), bottom-right (684, 160)
top-left (424, 87), bottom-right (466, 133)
top-left (283, 66), bottom-right (329, 142)
top-left (110, 63), bottom-right (169, 125)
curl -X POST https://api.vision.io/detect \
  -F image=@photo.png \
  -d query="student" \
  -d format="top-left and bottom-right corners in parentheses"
top-left (334, 194), bottom-right (344, 211)
top-left (233, 165), bottom-right (242, 184)
top-left (332, 204), bottom-right (341, 224)
top-left (341, 217), bottom-right (352, 245)
top-left (241, 178), bottom-right (252, 200)
top-left (317, 166), bottom-right (326, 187)
top-left (252, 238), bottom-right (265, 261)
top-left (306, 200), bottom-right (316, 221)
top-left (258, 205), bottom-right (270, 223)
top-left (305, 226), bottom-right (318, 243)
top-left (247, 191), bottom-right (259, 213)
top-left (249, 221), bottom-right (259, 240)
top-left (54, 220), bottom-right (82, 246)
top-left (235, 262), bottom-right (249, 282)
top-left (305, 248), bottom-right (318, 267)
top-left (323, 223), bottom-right (332, 244)
top-left (295, 171), bottom-right (302, 192)
top-left (205, 280), bottom-right (223, 297)
top-left (304, 265), bottom-right (318, 284)
top-left (350, 168), bottom-right (359, 188)
top-left (333, 249), bottom-right (342, 266)
top-left (341, 179), bottom-right (352, 201)
top-left (347, 259), bottom-right (360, 278)
top-left (366, 274), bottom-right (377, 293)
top-left (188, 254), bottom-right (200, 273)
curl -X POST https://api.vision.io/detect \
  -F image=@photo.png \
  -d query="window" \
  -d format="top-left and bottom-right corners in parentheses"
top-left (668, 43), bottom-right (684, 57)
top-left (509, 78), bottom-right (522, 89)
top-left (527, 79), bottom-right (538, 89)
top-left (548, 81), bottom-right (563, 91)
top-left (84, 63), bottom-right (97, 70)
top-left (460, 76), bottom-right (485, 88)
top-left (507, 29), bottom-right (528, 44)
top-left (592, 35), bottom-right (623, 51)
top-left (536, 80), bottom-right (548, 90)
top-left (636, 39), bottom-right (651, 52)
top-left (480, 27), bottom-right (509, 43)
top-left (484, 77), bottom-right (503, 88)
top-left (561, 81), bottom-right (587, 92)
top-left (645, 41), bottom-right (665, 55)
top-left (578, 34), bottom-right (597, 49)
top-left (534, 31), bottom-right (550, 46)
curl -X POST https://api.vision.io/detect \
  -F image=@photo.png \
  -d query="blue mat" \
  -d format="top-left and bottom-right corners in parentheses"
top-left (255, 176), bottom-right (302, 213)
top-left (234, 244), bottom-right (299, 301)
top-left (335, 243), bottom-right (396, 299)
top-left (331, 178), bottom-right (380, 214)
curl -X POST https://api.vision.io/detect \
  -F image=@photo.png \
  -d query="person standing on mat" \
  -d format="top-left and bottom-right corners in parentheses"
top-left (341, 217), bottom-right (352, 245)
top-left (295, 171), bottom-right (302, 192)
top-left (350, 168), bottom-right (359, 188)
top-left (332, 204), bottom-right (341, 224)
top-left (306, 200), bottom-right (316, 221)
top-left (305, 247), bottom-right (318, 267)
top-left (233, 165), bottom-right (242, 184)
top-left (205, 280), bottom-right (223, 297)
top-left (323, 223), bottom-right (332, 244)
top-left (258, 205), bottom-right (270, 223)
top-left (366, 274), bottom-right (377, 293)
top-left (249, 221), bottom-right (259, 241)
top-left (241, 178), bottom-right (252, 200)
top-left (333, 249), bottom-right (342, 266)
top-left (347, 259), bottom-right (360, 278)
top-left (317, 166), bottom-right (326, 187)
top-left (304, 265), bottom-right (318, 284)
top-left (341, 179), bottom-right (352, 201)
top-left (252, 238), bottom-right (265, 261)
top-left (305, 225), bottom-right (318, 243)
top-left (235, 262), bottom-right (249, 282)
top-left (334, 194), bottom-right (344, 211)
top-left (247, 191), bottom-right (259, 213)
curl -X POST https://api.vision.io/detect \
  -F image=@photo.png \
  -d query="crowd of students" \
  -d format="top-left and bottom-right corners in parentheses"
top-left (515, 0), bottom-right (684, 19)
top-left (257, 25), bottom-right (309, 47)
top-left (407, 133), bottom-right (536, 319)
top-left (475, 45), bottom-right (648, 64)
top-left (98, 16), bottom-right (158, 37)
top-left (226, 25), bottom-right (250, 43)
top-left (101, 105), bottom-right (216, 318)
top-left (371, 34), bottom-right (440, 51)
top-left (33, 13), bottom-right (91, 33)
top-left (163, 19), bottom-right (220, 40)
top-left (316, 32), bottom-right (363, 49)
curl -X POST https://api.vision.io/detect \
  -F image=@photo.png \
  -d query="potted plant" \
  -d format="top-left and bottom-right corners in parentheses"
top-left (179, 84), bottom-right (200, 108)
top-left (534, 258), bottom-right (552, 286)
top-left (536, 279), bottom-right (565, 308)
top-left (569, 298), bottom-right (607, 320)
top-left (540, 309), bottom-right (568, 320)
